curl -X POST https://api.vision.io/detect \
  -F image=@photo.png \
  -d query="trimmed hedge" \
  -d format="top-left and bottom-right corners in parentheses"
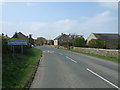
top-left (88, 39), bottom-right (107, 48)
top-left (72, 37), bottom-right (85, 47)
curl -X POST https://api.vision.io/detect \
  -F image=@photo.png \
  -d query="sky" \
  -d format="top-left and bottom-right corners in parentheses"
top-left (0, 1), bottom-right (118, 39)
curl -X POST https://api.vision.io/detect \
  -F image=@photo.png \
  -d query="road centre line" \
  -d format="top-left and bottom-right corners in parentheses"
top-left (86, 68), bottom-right (120, 89)
top-left (66, 56), bottom-right (77, 63)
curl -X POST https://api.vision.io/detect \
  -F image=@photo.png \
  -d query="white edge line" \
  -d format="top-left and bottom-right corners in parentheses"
top-left (66, 56), bottom-right (77, 63)
top-left (86, 68), bottom-right (120, 89)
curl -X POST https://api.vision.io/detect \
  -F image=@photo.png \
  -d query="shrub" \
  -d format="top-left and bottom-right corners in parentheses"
top-left (60, 42), bottom-right (70, 49)
top-left (72, 37), bottom-right (85, 47)
top-left (118, 43), bottom-right (120, 49)
top-left (88, 39), bottom-right (102, 48)
top-left (101, 41), bottom-right (107, 49)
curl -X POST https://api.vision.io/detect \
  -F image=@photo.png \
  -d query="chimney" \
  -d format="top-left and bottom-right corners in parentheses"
top-left (5, 34), bottom-right (8, 37)
top-left (29, 34), bottom-right (32, 38)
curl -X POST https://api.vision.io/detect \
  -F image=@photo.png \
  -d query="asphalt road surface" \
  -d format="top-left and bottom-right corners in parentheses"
top-left (30, 46), bottom-right (119, 89)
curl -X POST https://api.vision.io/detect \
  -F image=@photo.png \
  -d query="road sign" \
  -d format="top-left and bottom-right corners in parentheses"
top-left (8, 39), bottom-right (29, 45)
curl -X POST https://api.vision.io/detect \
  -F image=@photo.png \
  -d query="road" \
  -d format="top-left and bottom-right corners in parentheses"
top-left (30, 46), bottom-right (119, 88)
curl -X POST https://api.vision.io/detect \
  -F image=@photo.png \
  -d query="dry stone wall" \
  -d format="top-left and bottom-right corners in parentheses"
top-left (46, 45), bottom-right (118, 57)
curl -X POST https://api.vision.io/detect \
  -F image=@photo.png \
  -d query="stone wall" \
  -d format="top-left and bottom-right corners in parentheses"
top-left (46, 45), bottom-right (119, 57)
top-left (73, 47), bottom-right (118, 57)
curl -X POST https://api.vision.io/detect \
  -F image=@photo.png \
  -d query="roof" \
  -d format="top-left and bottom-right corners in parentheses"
top-left (54, 33), bottom-right (83, 40)
top-left (69, 35), bottom-right (83, 39)
top-left (93, 33), bottom-right (119, 40)
top-left (17, 32), bottom-right (28, 39)
top-left (54, 34), bottom-right (67, 40)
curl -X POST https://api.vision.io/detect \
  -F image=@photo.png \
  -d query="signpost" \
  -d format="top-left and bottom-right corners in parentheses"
top-left (8, 39), bottom-right (28, 45)
top-left (8, 39), bottom-right (29, 58)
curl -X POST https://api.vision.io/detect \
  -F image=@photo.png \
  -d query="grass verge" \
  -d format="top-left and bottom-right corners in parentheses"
top-left (60, 48), bottom-right (119, 63)
top-left (2, 47), bottom-right (42, 88)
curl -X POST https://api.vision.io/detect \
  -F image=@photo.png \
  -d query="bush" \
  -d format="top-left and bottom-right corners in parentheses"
top-left (118, 43), bottom-right (120, 49)
top-left (60, 42), bottom-right (70, 49)
top-left (88, 39), bottom-right (102, 48)
top-left (72, 37), bottom-right (85, 47)
top-left (101, 41), bottom-right (107, 49)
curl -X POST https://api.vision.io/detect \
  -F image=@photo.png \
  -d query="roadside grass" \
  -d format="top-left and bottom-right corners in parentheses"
top-left (2, 47), bottom-right (42, 88)
top-left (60, 48), bottom-right (119, 63)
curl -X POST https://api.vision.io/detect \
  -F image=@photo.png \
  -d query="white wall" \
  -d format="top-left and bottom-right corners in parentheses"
top-left (87, 33), bottom-right (97, 44)
top-left (54, 40), bottom-right (58, 45)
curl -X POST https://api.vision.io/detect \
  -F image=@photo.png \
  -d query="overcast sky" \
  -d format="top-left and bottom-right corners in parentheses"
top-left (1, 2), bottom-right (118, 39)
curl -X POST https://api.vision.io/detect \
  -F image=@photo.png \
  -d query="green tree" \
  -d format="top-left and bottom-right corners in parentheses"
top-left (35, 37), bottom-right (46, 45)
top-left (12, 32), bottom-right (18, 38)
top-left (72, 37), bottom-right (85, 47)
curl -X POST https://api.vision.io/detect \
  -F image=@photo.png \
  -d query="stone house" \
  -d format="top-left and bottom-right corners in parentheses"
top-left (54, 33), bottom-right (70, 46)
top-left (15, 32), bottom-right (28, 39)
top-left (87, 33), bottom-right (119, 49)
top-left (54, 33), bottom-right (83, 46)
top-left (13, 32), bottom-right (34, 46)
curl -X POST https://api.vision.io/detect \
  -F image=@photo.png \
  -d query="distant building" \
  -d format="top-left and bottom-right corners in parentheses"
top-left (1, 33), bottom-right (9, 40)
top-left (13, 32), bottom-right (34, 46)
top-left (54, 33), bottom-right (83, 46)
top-left (87, 33), bottom-right (119, 49)
top-left (16, 32), bottom-right (27, 39)
top-left (68, 34), bottom-right (83, 39)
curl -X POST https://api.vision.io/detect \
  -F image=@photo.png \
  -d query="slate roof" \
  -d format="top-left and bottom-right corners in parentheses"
top-left (54, 34), bottom-right (67, 40)
top-left (17, 32), bottom-right (28, 39)
top-left (93, 33), bottom-right (119, 40)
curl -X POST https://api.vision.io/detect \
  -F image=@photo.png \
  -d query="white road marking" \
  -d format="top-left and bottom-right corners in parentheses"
top-left (86, 68), bottom-right (120, 89)
top-left (59, 53), bottom-right (63, 55)
top-left (66, 56), bottom-right (77, 63)
top-left (43, 50), bottom-right (54, 53)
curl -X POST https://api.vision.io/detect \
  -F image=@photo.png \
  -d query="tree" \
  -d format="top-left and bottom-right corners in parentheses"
top-left (72, 37), bottom-right (85, 47)
top-left (12, 32), bottom-right (18, 38)
top-left (35, 37), bottom-right (46, 45)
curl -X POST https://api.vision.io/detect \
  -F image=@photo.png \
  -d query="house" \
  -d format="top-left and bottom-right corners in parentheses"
top-left (54, 33), bottom-right (83, 46)
top-left (54, 33), bottom-right (70, 46)
top-left (1, 33), bottom-right (9, 40)
top-left (13, 32), bottom-right (35, 46)
top-left (15, 32), bottom-right (28, 39)
top-left (87, 33), bottom-right (119, 49)
top-left (68, 34), bottom-right (83, 39)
